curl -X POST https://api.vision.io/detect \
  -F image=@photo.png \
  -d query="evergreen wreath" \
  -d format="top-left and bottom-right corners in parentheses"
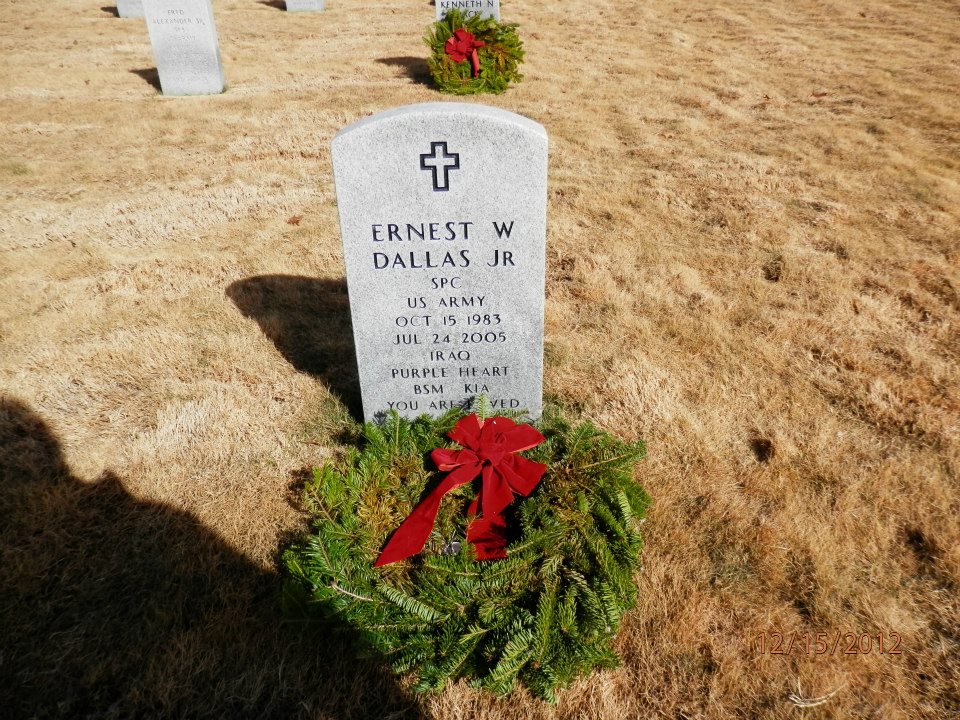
top-left (283, 400), bottom-right (649, 701)
top-left (425, 10), bottom-right (525, 95)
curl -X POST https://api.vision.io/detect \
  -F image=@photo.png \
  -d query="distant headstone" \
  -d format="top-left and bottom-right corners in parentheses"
top-left (117, 0), bottom-right (144, 18)
top-left (286, 0), bottom-right (324, 10)
top-left (143, 0), bottom-right (225, 96)
top-left (436, 0), bottom-right (499, 22)
top-left (332, 103), bottom-right (548, 421)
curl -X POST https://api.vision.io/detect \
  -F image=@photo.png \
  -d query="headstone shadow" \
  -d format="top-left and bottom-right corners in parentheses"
top-left (130, 67), bottom-right (161, 91)
top-left (100, 5), bottom-right (120, 16)
top-left (376, 56), bottom-right (433, 87)
top-left (0, 396), bottom-right (424, 719)
top-left (257, 0), bottom-right (287, 10)
top-left (226, 275), bottom-right (362, 418)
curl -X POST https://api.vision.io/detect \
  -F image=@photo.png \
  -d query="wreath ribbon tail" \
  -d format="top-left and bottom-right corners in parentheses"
top-left (466, 512), bottom-right (508, 560)
top-left (470, 48), bottom-right (481, 77)
top-left (374, 463), bottom-right (480, 567)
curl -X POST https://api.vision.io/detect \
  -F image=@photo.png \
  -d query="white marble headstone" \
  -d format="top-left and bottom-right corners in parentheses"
top-left (117, 0), bottom-right (144, 18)
top-left (436, 0), bottom-right (499, 22)
top-left (143, 0), bottom-right (225, 96)
top-left (286, 0), bottom-right (324, 11)
top-left (332, 103), bottom-right (547, 421)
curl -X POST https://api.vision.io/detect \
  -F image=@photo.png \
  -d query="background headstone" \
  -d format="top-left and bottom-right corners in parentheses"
top-left (143, 0), bottom-right (225, 96)
top-left (286, 0), bottom-right (324, 11)
top-left (436, 0), bottom-right (499, 22)
top-left (117, 0), bottom-right (144, 18)
top-left (332, 103), bottom-right (547, 421)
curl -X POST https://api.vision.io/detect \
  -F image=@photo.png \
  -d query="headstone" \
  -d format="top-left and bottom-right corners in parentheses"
top-left (286, 0), bottom-right (324, 10)
top-left (436, 0), bottom-right (499, 22)
top-left (143, 0), bottom-right (225, 96)
top-left (332, 103), bottom-right (548, 421)
top-left (117, 0), bottom-right (144, 18)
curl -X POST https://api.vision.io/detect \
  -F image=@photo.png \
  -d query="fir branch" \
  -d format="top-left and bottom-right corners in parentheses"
top-left (331, 582), bottom-right (375, 602)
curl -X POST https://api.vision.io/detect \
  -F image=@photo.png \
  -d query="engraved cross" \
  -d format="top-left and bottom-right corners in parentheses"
top-left (420, 141), bottom-right (460, 192)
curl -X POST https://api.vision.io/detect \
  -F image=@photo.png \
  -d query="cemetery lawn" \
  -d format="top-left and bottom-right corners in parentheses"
top-left (0, 0), bottom-right (957, 718)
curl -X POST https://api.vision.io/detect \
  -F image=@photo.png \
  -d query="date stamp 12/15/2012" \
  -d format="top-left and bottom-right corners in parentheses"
top-left (755, 631), bottom-right (903, 657)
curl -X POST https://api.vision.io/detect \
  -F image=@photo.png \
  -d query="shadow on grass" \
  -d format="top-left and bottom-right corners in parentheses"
top-left (257, 0), bottom-right (287, 9)
top-left (0, 397), bottom-right (424, 719)
top-left (100, 5), bottom-right (119, 16)
top-left (226, 275), bottom-right (362, 419)
top-left (376, 56), bottom-right (433, 87)
top-left (130, 67), bottom-right (161, 92)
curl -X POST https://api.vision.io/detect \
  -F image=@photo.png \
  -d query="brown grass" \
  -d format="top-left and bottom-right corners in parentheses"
top-left (1, 0), bottom-right (958, 717)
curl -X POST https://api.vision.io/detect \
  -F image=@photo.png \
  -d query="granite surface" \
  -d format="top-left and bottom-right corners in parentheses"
top-left (143, 0), bottom-right (225, 96)
top-left (117, 0), bottom-right (144, 18)
top-left (332, 103), bottom-right (547, 421)
top-left (436, 0), bottom-right (499, 22)
top-left (286, 0), bottom-right (324, 11)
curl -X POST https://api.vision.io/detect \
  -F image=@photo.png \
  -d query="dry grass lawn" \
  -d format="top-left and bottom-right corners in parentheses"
top-left (1, 0), bottom-right (959, 717)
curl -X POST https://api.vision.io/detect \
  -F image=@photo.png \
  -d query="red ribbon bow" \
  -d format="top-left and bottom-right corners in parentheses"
top-left (374, 414), bottom-right (547, 566)
top-left (444, 28), bottom-right (485, 78)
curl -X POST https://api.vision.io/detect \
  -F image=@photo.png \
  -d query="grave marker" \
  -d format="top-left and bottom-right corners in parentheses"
top-left (117, 0), bottom-right (144, 18)
top-left (143, 0), bottom-right (225, 95)
top-left (436, 0), bottom-right (499, 22)
top-left (286, 0), bottom-right (324, 11)
top-left (332, 103), bottom-right (547, 421)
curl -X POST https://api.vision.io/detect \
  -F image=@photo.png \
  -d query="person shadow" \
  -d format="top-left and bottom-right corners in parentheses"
top-left (226, 275), bottom-right (362, 419)
top-left (0, 397), bottom-right (424, 719)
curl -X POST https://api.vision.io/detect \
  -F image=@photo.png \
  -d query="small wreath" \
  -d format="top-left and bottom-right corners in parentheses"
top-left (282, 401), bottom-right (649, 702)
top-left (425, 9), bottom-right (525, 95)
